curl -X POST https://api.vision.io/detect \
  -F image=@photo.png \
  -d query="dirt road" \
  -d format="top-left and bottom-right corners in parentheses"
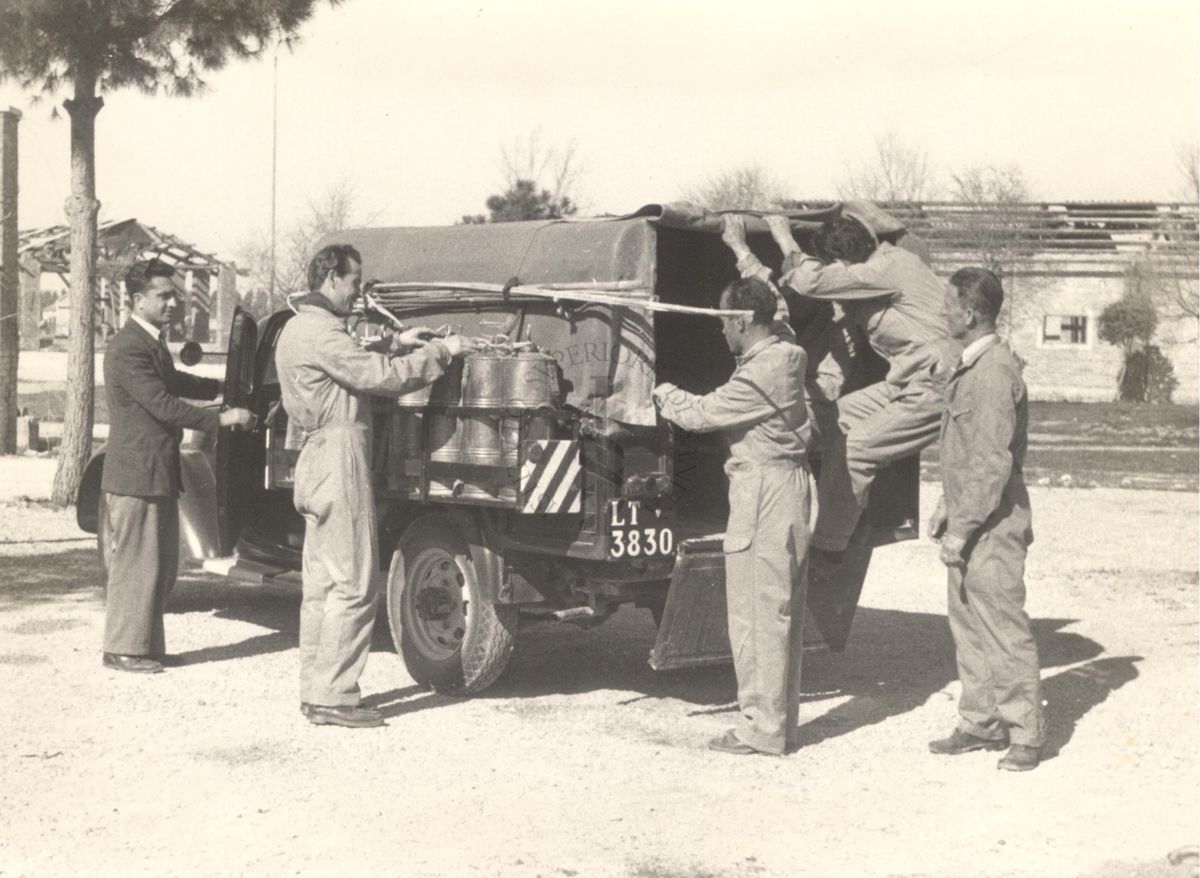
top-left (0, 485), bottom-right (1196, 878)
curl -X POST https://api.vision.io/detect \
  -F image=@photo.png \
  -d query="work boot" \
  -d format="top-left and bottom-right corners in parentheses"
top-left (305, 704), bottom-right (385, 728)
top-left (102, 653), bottom-right (164, 674)
top-left (707, 729), bottom-right (775, 757)
top-left (928, 728), bottom-right (1007, 755)
top-left (997, 744), bottom-right (1040, 772)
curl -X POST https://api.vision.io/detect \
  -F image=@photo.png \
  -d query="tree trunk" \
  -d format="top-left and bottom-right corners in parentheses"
top-left (0, 109), bottom-right (21, 454)
top-left (51, 73), bottom-right (103, 506)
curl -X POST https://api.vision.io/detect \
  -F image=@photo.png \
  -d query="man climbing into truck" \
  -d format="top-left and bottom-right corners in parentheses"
top-left (720, 206), bottom-right (960, 561)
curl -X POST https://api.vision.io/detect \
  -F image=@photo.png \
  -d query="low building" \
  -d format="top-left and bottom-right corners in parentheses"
top-left (785, 200), bottom-right (1199, 404)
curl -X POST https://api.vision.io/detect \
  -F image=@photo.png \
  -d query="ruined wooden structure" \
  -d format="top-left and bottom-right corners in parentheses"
top-left (16, 218), bottom-right (236, 349)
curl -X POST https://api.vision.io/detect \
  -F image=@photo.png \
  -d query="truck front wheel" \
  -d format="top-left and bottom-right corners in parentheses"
top-left (386, 515), bottom-right (517, 696)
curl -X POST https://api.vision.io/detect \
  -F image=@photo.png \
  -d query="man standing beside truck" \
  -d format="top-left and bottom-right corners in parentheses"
top-left (721, 208), bottom-right (959, 558)
top-left (275, 244), bottom-right (479, 729)
top-left (928, 267), bottom-right (1044, 771)
top-left (654, 276), bottom-right (814, 756)
top-left (101, 259), bottom-right (254, 674)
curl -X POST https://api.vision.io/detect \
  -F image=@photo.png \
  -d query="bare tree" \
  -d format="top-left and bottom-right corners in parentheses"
top-left (681, 164), bottom-right (783, 211)
top-left (1177, 138), bottom-right (1199, 206)
top-left (236, 179), bottom-right (373, 317)
top-left (948, 163), bottom-right (1049, 330)
top-left (838, 131), bottom-right (938, 203)
top-left (1168, 138), bottom-right (1199, 323)
top-left (1130, 249), bottom-right (1198, 332)
top-left (500, 130), bottom-right (582, 213)
top-left (1132, 139), bottom-right (1200, 337)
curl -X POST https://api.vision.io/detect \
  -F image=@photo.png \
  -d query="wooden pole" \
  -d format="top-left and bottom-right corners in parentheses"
top-left (18, 253), bottom-right (40, 351)
top-left (0, 108), bottom-right (21, 454)
top-left (269, 47), bottom-right (278, 307)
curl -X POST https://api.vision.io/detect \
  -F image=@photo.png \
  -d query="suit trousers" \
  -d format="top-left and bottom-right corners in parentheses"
top-left (811, 378), bottom-right (944, 552)
top-left (948, 501), bottom-right (1045, 748)
top-left (103, 493), bottom-right (179, 656)
top-left (293, 426), bottom-right (380, 707)
top-left (723, 462), bottom-right (816, 754)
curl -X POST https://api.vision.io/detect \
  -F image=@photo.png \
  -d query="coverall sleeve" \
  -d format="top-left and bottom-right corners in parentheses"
top-left (168, 369), bottom-right (221, 401)
top-left (657, 367), bottom-right (780, 434)
top-left (316, 326), bottom-right (452, 396)
top-left (947, 365), bottom-right (1019, 541)
top-left (778, 251), bottom-right (900, 302)
top-left (734, 252), bottom-right (796, 338)
top-left (116, 344), bottom-right (221, 433)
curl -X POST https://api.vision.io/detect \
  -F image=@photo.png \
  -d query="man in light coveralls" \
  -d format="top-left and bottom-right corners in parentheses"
top-left (722, 209), bottom-right (959, 559)
top-left (275, 244), bottom-right (478, 729)
top-left (928, 267), bottom-right (1044, 771)
top-left (654, 276), bottom-right (814, 756)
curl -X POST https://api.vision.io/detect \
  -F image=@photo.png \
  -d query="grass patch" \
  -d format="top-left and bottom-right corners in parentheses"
top-left (922, 402), bottom-right (1198, 490)
top-left (1030, 401), bottom-right (1198, 446)
top-left (1026, 447), bottom-right (1198, 476)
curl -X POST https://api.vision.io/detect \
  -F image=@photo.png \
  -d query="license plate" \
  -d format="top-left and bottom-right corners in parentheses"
top-left (609, 500), bottom-right (674, 559)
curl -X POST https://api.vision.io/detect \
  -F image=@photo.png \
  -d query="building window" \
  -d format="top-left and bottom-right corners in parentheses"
top-left (1043, 314), bottom-right (1088, 345)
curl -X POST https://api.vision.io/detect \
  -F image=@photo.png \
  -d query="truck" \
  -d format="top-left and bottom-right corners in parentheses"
top-left (75, 202), bottom-right (923, 695)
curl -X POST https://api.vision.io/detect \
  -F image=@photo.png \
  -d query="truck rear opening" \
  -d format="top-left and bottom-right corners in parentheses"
top-left (646, 224), bottom-right (921, 664)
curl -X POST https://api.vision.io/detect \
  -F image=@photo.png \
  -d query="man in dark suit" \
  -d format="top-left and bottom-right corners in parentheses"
top-left (101, 259), bottom-right (253, 674)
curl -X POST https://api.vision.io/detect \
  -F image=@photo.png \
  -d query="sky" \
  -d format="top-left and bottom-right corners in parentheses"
top-left (2, 0), bottom-right (1198, 264)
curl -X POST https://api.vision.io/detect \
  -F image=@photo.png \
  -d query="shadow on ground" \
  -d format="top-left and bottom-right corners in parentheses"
top-left (1040, 655), bottom-right (1142, 758)
top-left (489, 603), bottom-right (1136, 758)
top-left (0, 548), bottom-right (100, 610)
top-left (2, 548), bottom-right (1141, 754)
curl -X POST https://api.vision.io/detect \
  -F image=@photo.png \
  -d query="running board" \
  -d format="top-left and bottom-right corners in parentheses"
top-left (200, 556), bottom-right (300, 586)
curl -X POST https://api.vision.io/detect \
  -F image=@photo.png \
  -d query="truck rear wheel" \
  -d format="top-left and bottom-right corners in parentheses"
top-left (386, 515), bottom-right (517, 696)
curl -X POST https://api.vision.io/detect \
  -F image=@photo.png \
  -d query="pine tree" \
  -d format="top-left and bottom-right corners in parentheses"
top-left (0, 0), bottom-right (343, 504)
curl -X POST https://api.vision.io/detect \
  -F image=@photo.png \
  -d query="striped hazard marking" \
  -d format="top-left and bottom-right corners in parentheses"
top-left (520, 439), bottom-right (583, 514)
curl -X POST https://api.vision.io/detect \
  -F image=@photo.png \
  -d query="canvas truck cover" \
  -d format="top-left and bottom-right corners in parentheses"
top-left (321, 202), bottom-right (909, 426)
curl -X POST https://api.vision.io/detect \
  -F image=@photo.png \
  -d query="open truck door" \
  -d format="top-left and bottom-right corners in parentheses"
top-left (215, 307), bottom-right (258, 554)
top-left (649, 453), bottom-right (920, 670)
top-left (804, 454), bottom-right (920, 652)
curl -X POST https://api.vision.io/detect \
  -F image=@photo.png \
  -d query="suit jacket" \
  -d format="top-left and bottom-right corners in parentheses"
top-left (101, 320), bottom-right (222, 498)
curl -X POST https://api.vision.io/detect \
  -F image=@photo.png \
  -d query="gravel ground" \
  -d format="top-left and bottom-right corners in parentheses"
top-left (0, 485), bottom-right (1196, 878)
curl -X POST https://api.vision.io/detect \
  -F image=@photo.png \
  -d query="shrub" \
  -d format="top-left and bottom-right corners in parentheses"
top-left (1118, 345), bottom-right (1179, 404)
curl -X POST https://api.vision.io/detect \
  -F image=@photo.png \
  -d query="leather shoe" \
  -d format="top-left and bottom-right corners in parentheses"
top-left (151, 654), bottom-right (186, 668)
top-left (928, 728), bottom-right (1007, 755)
top-left (102, 653), bottom-right (164, 674)
top-left (997, 744), bottom-right (1040, 772)
top-left (707, 729), bottom-right (772, 756)
top-left (305, 704), bottom-right (385, 728)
